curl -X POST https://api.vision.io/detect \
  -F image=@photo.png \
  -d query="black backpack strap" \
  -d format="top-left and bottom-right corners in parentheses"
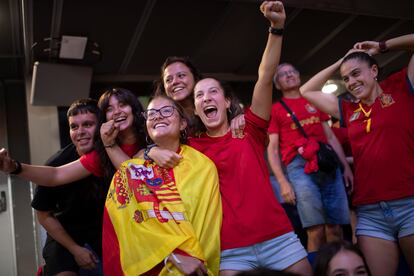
top-left (279, 99), bottom-right (309, 139)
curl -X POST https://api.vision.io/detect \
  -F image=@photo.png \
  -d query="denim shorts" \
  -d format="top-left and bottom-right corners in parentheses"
top-left (356, 196), bottom-right (414, 241)
top-left (286, 155), bottom-right (350, 228)
top-left (220, 232), bottom-right (307, 271)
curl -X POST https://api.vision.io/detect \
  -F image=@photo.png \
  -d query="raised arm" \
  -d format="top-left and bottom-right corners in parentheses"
top-left (0, 148), bottom-right (90, 186)
top-left (300, 57), bottom-right (344, 119)
top-left (354, 33), bottom-right (414, 84)
top-left (251, 1), bottom-right (285, 120)
top-left (100, 120), bottom-right (130, 169)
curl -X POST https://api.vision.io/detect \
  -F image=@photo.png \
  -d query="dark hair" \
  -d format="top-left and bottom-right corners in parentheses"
top-left (340, 52), bottom-right (380, 73)
top-left (95, 87), bottom-right (146, 183)
top-left (67, 98), bottom-right (100, 119)
top-left (314, 241), bottom-right (371, 276)
top-left (193, 77), bottom-right (244, 134)
top-left (155, 56), bottom-right (203, 97)
top-left (145, 94), bottom-right (189, 144)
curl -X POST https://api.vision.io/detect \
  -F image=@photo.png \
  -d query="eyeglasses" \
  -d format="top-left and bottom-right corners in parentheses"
top-left (277, 69), bottom-right (299, 78)
top-left (142, 106), bottom-right (176, 121)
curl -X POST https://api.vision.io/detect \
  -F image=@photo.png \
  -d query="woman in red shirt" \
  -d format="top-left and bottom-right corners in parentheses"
top-left (300, 34), bottom-right (414, 276)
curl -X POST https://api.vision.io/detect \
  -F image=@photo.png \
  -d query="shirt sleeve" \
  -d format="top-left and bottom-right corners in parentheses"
top-left (245, 108), bottom-right (269, 145)
top-left (31, 186), bottom-right (58, 211)
top-left (80, 150), bottom-right (103, 177)
top-left (268, 104), bottom-right (280, 134)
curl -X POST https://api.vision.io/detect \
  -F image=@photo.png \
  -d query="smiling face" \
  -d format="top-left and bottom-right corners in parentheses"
top-left (340, 58), bottom-right (378, 101)
top-left (275, 64), bottom-right (301, 92)
top-left (69, 111), bottom-right (98, 155)
top-left (146, 97), bottom-right (187, 146)
top-left (105, 95), bottom-right (134, 132)
top-left (163, 62), bottom-right (195, 102)
top-left (328, 250), bottom-right (369, 276)
top-left (194, 78), bottom-right (231, 136)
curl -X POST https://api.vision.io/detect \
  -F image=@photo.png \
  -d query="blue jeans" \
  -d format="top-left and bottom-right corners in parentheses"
top-left (220, 232), bottom-right (307, 271)
top-left (356, 196), bottom-right (414, 241)
top-left (286, 155), bottom-right (350, 228)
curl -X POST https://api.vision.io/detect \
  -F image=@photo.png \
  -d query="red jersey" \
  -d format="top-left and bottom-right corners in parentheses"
top-left (341, 68), bottom-right (414, 206)
top-left (80, 143), bottom-right (140, 177)
top-left (189, 108), bottom-right (292, 250)
top-left (268, 97), bottom-right (330, 166)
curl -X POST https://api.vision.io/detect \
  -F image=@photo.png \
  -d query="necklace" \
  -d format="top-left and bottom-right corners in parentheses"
top-left (357, 103), bottom-right (372, 133)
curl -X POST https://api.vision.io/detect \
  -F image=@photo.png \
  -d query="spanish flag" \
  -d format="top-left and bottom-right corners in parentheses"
top-left (103, 145), bottom-right (222, 275)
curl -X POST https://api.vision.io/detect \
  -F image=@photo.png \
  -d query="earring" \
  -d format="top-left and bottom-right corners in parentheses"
top-left (145, 135), bottom-right (153, 145)
top-left (180, 129), bottom-right (188, 141)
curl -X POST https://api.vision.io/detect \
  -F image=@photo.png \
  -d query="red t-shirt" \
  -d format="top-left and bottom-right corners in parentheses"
top-left (268, 97), bottom-right (330, 166)
top-left (80, 143), bottom-right (140, 177)
top-left (341, 68), bottom-right (414, 206)
top-left (189, 108), bottom-right (292, 250)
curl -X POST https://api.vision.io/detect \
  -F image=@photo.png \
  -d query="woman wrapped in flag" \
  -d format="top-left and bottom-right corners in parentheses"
top-left (102, 94), bottom-right (222, 276)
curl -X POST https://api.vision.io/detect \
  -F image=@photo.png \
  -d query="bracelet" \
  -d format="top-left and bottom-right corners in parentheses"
top-left (10, 160), bottom-right (22, 175)
top-left (268, 26), bottom-right (284, 36)
top-left (379, 40), bottom-right (388, 53)
top-left (163, 253), bottom-right (182, 273)
top-left (170, 253), bottom-right (182, 264)
top-left (144, 144), bottom-right (157, 161)
top-left (104, 142), bottom-right (116, 148)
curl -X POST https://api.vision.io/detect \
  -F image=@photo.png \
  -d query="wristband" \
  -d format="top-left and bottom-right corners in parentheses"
top-left (10, 160), bottom-right (22, 175)
top-left (144, 144), bottom-right (157, 161)
top-left (379, 41), bottom-right (388, 53)
top-left (104, 142), bottom-right (116, 148)
top-left (268, 26), bottom-right (284, 36)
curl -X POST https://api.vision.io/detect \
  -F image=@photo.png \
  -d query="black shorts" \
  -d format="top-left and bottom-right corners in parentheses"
top-left (42, 236), bottom-right (78, 275)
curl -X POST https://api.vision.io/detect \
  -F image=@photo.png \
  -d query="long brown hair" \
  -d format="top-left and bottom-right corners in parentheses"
top-left (95, 88), bottom-right (146, 183)
top-left (193, 77), bottom-right (244, 134)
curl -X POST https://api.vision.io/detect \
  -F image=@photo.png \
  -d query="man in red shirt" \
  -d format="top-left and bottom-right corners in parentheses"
top-left (267, 63), bottom-right (352, 252)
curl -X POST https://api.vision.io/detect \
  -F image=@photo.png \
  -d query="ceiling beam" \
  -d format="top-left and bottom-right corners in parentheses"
top-left (380, 52), bottom-right (406, 68)
top-left (192, 1), bottom-right (235, 61)
top-left (231, 0), bottom-right (414, 20)
top-left (20, 0), bottom-right (34, 73)
top-left (285, 7), bottom-right (302, 27)
top-left (118, 0), bottom-right (157, 74)
top-left (298, 14), bottom-right (357, 65)
top-left (93, 73), bottom-right (258, 83)
top-left (373, 20), bottom-right (406, 42)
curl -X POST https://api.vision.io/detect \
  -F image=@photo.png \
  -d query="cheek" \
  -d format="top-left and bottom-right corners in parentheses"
top-left (106, 112), bottom-right (112, 121)
top-left (194, 101), bottom-right (202, 115)
top-left (69, 131), bottom-right (77, 142)
top-left (146, 124), bottom-right (152, 135)
top-left (186, 77), bottom-right (195, 89)
top-left (165, 83), bottom-right (173, 93)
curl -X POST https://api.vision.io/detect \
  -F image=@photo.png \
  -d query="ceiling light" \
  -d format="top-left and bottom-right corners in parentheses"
top-left (322, 82), bottom-right (338, 94)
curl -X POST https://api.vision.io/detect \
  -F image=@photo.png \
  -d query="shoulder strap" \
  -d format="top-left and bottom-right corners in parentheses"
top-left (279, 99), bottom-right (308, 138)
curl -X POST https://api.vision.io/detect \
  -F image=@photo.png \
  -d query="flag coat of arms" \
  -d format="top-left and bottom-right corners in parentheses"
top-left (103, 145), bottom-right (222, 275)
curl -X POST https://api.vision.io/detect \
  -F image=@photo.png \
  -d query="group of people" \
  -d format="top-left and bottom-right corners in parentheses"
top-left (0, 1), bottom-right (413, 275)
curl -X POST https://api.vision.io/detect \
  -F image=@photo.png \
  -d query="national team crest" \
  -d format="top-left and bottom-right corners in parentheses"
top-left (379, 93), bottom-right (395, 108)
top-left (349, 110), bottom-right (361, 122)
top-left (305, 103), bottom-right (317, 113)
